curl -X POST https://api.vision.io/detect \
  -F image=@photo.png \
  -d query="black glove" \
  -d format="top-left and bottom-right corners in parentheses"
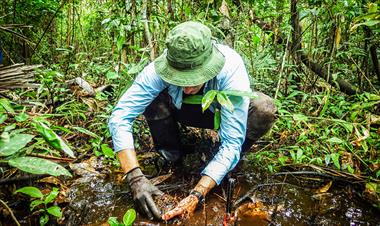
top-left (126, 167), bottom-right (163, 220)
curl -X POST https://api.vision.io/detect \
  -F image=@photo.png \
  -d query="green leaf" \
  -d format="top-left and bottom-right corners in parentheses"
top-left (15, 112), bottom-right (29, 122)
top-left (214, 109), bottom-right (221, 130)
top-left (201, 90), bottom-right (218, 112)
top-left (107, 217), bottom-right (123, 226)
top-left (34, 121), bottom-right (75, 158)
top-left (331, 153), bottom-right (340, 170)
top-left (101, 18), bottom-right (111, 25)
top-left (30, 200), bottom-right (44, 211)
top-left (351, 20), bottom-right (380, 30)
top-left (293, 114), bottom-right (308, 122)
top-left (325, 154), bottom-right (331, 166)
top-left (217, 92), bottom-right (234, 112)
top-left (0, 134), bottom-right (34, 156)
top-left (47, 206), bottom-right (62, 218)
top-left (117, 36), bottom-right (125, 51)
top-left (123, 209), bottom-right (136, 226)
top-left (72, 127), bottom-right (100, 138)
top-left (182, 95), bottom-right (203, 104)
top-left (4, 124), bottom-right (16, 132)
top-left (223, 90), bottom-right (258, 99)
top-left (328, 137), bottom-right (344, 144)
top-left (0, 114), bottom-right (7, 124)
top-left (44, 187), bottom-right (59, 204)
top-left (8, 157), bottom-right (72, 177)
top-left (0, 98), bottom-right (14, 114)
top-left (296, 149), bottom-right (303, 162)
top-left (106, 71), bottom-right (119, 80)
top-left (101, 144), bottom-right (114, 158)
top-left (40, 214), bottom-right (49, 226)
top-left (15, 186), bottom-right (43, 198)
top-left (278, 156), bottom-right (288, 165)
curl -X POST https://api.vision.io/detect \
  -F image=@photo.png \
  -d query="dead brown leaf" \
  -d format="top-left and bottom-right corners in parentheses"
top-left (316, 181), bottom-right (333, 194)
top-left (219, 0), bottom-right (230, 18)
top-left (235, 201), bottom-right (270, 226)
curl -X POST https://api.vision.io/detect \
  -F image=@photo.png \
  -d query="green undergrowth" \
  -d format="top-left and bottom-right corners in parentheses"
top-left (246, 87), bottom-right (380, 206)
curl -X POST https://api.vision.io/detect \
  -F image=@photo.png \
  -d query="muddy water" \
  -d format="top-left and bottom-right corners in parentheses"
top-left (65, 156), bottom-right (380, 226)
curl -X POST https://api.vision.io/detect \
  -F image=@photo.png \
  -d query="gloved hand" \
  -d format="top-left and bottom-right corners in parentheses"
top-left (126, 167), bottom-right (163, 220)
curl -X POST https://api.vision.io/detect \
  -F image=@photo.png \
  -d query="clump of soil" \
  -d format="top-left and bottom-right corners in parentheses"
top-left (154, 193), bottom-right (179, 213)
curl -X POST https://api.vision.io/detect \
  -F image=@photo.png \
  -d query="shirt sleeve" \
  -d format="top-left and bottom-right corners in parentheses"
top-left (108, 63), bottom-right (167, 152)
top-left (201, 55), bottom-right (251, 185)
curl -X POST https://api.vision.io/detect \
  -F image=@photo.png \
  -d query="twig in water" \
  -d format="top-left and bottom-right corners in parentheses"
top-left (233, 183), bottom-right (287, 208)
top-left (0, 199), bottom-right (21, 226)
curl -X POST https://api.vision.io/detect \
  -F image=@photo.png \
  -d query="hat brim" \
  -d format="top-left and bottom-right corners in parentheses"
top-left (154, 45), bottom-right (225, 87)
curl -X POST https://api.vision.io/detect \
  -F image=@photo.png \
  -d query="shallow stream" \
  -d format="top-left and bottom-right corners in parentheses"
top-left (64, 155), bottom-right (380, 226)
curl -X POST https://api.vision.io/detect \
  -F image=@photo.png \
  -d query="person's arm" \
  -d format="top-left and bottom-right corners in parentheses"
top-left (162, 175), bottom-right (216, 220)
top-left (108, 63), bottom-right (167, 219)
top-left (117, 149), bottom-right (139, 173)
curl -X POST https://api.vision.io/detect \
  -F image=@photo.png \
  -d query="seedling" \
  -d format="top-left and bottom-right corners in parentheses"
top-left (107, 208), bottom-right (136, 226)
top-left (14, 186), bottom-right (62, 226)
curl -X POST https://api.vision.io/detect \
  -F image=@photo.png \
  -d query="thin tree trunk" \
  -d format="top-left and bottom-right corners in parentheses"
top-left (370, 45), bottom-right (380, 84)
top-left (142, 0), bottom-right (155, 61)
top-left (290, 0), bottom-right (358, 95)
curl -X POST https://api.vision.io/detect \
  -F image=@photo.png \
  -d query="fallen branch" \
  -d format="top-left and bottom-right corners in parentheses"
top-left (0, 199), bottom-right (20, 226)
top-left (0, 174), bottom-right (48, 185)
top-left (233, 182), bottom-right (288, 208)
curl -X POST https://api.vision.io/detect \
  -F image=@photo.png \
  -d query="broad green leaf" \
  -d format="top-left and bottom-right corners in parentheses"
top-left (0, 134), bottom-right (34, 156)
top-left (34, 121), bottom-right (75, 158)
top-left (4, 124), bottom-right (16, 132)
top-left (0, 114), bottom-right (7, 124)
top-left (44, 187), bottom-right (59, 204)
top-left (351, 20), bottom-right (380, 30)
top-left (368, 3), bottom-right (378, 13)
top-left (328, 137), bottom-right (344, 144)
top-left (15, 186), bottom-right (43, 198)
top-left (182, 95), bottom-right (203, 104)
top-left (293, 114), bottom-right (308, 122)
top-left (15, 112), bottom-right (29, 122)
top-left (201, 90), bottom-right (218, 112)
top-left (123, 209), bottom-right (136, 226)
top-left (223, 90), bottom-right (258, 99)
top-left (217, 92), bottom-right (234, 112)
top-left (40, 214), bottom-right (49, 226)
top-left (331, 153), bottom-right (340, 170)
top-left (214, 109), bottom-right (221, 130)
top-left (30, 200), bottom-right (44, 211)
top-left (8, 157), bottom-right (72, 177)
top-left (47, 206), bottom-right (62, 218)
top-left (108, 217), bottom-right (123, 226)
top-left (0, 99), bottom-right (14, 114)
top-left (101, 144), bottom-right (114, 158)
top-left (72, 127), bottom-right (100, 138)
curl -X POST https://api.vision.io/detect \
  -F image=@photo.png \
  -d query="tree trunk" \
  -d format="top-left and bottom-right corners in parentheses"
top-left (369, 45), bottom-right (380, 84)
top-left (289, 0), bottom-right (358, 95)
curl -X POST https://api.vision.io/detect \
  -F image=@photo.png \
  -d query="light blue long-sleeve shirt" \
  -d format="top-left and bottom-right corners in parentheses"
top-left (108, 44), bottom-right (251, 185)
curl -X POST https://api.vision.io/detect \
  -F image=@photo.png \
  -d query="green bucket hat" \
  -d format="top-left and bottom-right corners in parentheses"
top-left (154, 21), bottom-right (225, 87)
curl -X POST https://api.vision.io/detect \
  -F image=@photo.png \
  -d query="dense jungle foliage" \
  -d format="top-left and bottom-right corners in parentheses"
top-left (0, 0), bottom-right (379, 225)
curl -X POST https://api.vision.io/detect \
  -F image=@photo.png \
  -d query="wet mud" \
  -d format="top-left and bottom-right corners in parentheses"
top-left (63, 154), bottom-right (380, 226)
